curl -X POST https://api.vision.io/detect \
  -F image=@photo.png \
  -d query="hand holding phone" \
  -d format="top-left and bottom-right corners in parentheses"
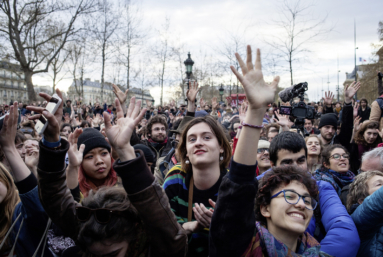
top-left (26, 89), bottom-right (64, 142)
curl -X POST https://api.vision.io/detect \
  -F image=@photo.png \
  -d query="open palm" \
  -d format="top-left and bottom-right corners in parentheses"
top-left (187, 81), bottom-right (199, 102)
top-left (104, 97), bottom-right (146, 152)
top-left (344, 81), bottom-right (361, 102)
top-left (67, 128), bottom-right (85, 167)
top-left (231, 46), bottom-right (279, 110)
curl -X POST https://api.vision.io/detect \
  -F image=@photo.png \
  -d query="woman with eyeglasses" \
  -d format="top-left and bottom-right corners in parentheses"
top-left (210, 46), bottom-right (329, 256)
top-left (34, 91), bottom-right (187, 257)
top-left (314, 144), bottom-right (355, 197)
top-left (256, 140), bottom-right (271, 175)
top-left (305, 135), bottom-right (323, 173)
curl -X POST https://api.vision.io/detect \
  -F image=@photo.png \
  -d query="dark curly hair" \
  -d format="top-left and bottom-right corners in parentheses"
top-left (255, 165), bottom-right (318, 225)
top-left (353, 121), bottom-right (381, 146)
top-left (77, 187), bottom-right (140, 252)
top-left (146, 115), bottom-right (168, 136)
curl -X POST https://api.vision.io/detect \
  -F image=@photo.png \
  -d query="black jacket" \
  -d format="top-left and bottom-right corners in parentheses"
top-left (358, 106), bottom-right (371, 123)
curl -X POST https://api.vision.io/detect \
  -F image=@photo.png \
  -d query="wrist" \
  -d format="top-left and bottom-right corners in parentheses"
top-left (115, 146), bottom-right (136, 162)
top-left (44, 135), bottom-right (60, 143)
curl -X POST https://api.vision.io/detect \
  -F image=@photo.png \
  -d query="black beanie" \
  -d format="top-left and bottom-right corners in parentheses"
top-left (77, 128), bottom-right (111, 156)
top-left (133, 144), bottom-right (155, 163)
top-left (318, 113), bottom-right (338, 129)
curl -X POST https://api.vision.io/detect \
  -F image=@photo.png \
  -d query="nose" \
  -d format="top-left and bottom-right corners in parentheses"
top-left (94, 154), bottom-right (104, 165)
top-left (295, 197), bottom-right (306, 209)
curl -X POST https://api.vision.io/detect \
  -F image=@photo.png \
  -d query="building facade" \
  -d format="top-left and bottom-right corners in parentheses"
top-left (0, 59), bottom-right (28, 104)
top-left (67, 79), bottom-right (154, 105)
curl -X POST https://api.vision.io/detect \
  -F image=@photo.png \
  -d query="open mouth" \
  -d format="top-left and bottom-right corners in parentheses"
top-left (288, 212), bottom-right (305, 220)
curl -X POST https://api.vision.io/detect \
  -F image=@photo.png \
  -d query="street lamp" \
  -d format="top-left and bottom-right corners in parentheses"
top-left (184, 52), bottom-right (194, 89)
top-left (219, 84), bottom-right (224, 103)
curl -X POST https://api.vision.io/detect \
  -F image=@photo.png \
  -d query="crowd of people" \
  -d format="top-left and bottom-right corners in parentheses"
top-left (0, 46), bottom-right (383, 257)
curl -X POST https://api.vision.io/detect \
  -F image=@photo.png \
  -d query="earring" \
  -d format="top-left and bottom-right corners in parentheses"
top-left (219, 156), bottom-right (224, 161)
top-left (185, 160), bottom-right (190, 164)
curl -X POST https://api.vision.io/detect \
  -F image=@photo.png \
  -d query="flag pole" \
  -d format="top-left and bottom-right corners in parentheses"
top-left (354, 19), bottom-right (358, 99)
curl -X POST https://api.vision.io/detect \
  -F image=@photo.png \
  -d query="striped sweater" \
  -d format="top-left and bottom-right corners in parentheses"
top-left (163, 165), bottom-right (227, 257)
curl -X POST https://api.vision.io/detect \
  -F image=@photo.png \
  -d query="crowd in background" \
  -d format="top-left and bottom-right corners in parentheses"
top-left (1, 47), bottom-right (383, 257)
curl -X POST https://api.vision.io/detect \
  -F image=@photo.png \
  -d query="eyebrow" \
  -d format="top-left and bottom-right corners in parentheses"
top-left (187, 131), bottom-right (214, 138)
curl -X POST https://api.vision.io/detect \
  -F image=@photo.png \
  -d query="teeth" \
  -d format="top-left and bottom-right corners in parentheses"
top-left (289, 213), bottom-right (304, 219)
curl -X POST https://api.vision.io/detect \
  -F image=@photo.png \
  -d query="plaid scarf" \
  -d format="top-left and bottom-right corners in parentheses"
top-left (314, 167), bottom-right (355, 196)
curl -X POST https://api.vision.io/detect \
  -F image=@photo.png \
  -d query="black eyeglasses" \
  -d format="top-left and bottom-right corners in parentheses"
top-left (270, 189), bottom-right (317, 210)
top-left (76, 207), bottom-right (124, 224)
top-left (257, 148), bottom-right (269, 154)
top-left (330, 154), bottom-right (349, 160)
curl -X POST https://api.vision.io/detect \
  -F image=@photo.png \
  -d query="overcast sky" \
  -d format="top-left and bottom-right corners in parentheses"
top-left (33, 0), bottom-right (383, 104)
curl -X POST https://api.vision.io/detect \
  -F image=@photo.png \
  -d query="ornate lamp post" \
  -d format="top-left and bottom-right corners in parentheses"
top-left (184, 52), bottom-right (194, 89)
top-left (219, 84), bottom-right (224, 103)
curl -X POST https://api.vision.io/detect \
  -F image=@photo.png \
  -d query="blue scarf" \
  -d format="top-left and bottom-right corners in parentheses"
top-left (314, 167), bottom-right (355, 196)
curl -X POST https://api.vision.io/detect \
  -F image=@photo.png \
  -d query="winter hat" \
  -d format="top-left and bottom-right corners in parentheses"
top-left (77, 128), bottom-right (111, 156)
top-left (171, 116), bottom-right (194, 134)
top-left (195, 110), bottom-right (208, 118)
top-left (258, 140), bottom-right (270, 149)
top-left (133, 144), bottom-right (155, 163)
top-left (318, 113), bottom-right (338, 129)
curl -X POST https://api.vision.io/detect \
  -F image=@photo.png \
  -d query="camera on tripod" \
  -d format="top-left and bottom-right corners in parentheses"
top-left (278, 82), bottom-right (315, 134)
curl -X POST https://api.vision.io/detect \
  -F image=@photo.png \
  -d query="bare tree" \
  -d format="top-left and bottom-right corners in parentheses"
top-left (265, 0), bottom-right (332, 85)
top-left (88, 0), bottom-right (120, 101)
top-left (0, 0), bottom-right (97, 101)
top-left (135, 59), bottom-right (153, 103)
top-left (116, 0), bottom-right (146, 92)
top-left (172, 39), bottom-right (187, 100)
top-left (153, 17), bottom-right (172, 106)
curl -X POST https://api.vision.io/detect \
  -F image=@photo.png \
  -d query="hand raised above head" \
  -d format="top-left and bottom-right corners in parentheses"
top-left (0, 102), bottom-right (18, 149)
top-left (231, 46), bottom-right (279, 111)
top-left (26, 89), bottom-right (63, 142)
top-left (104, 97), bottom-right (146, 162)
top-left (187, 81), bottom-right (199, 102)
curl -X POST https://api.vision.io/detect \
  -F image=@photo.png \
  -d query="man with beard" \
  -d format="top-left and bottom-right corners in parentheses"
top-left (141, 115), bottom-right (173, 164)
top-left (304, 119), bottom-right (320, 136)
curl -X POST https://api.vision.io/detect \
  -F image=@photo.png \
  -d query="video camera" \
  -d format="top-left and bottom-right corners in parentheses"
top-left (278, 82), bottom-right (315, 134)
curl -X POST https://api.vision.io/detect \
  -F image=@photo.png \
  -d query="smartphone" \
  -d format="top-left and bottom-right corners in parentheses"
top-left (279, 106), bottom-right (292, 115)
top-left (35, 94), bottom-right (62, 135)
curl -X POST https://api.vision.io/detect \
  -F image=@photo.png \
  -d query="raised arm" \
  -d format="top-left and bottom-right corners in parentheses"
top-left (104, 97), bottom-right (187, 256)
top-left (186, 81), bottom-right (199, 113)
top-left (210, 46), bottom-right (279, 257)
top-left (112, 84), bottom-right (128, 115)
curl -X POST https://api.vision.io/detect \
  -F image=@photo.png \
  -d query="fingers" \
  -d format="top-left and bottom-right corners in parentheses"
top-left (78, 144), bottom-right (85, 154)
top-left (131, 99), bottom-right (142, 119)
top-left (209, 199), bottom-right (216, 209)
top-left (269, 76), bottom-right (280, 91)
top-left (254, 48), bottom-right (262, 70)
top-left (127, 97), bottom-right (136, 117)
top-left (134, 107), bottom-right (147, 125)
top-left (103, 111), bottom-right (112, 130)
top-left (26, 106), bottom-right (45, 113)
top-left (235, 52), bottom-right (247, 75)
top-left (115, 98), bottom-right (124, 119)
top-left (125, 89), bottom-right (129, 95)
top-left (193, 203), bottom-right (213, 227)
top-left (246, 45), bottom-right (254, 71)
top-left (230, 66), bottom-right (244, 85)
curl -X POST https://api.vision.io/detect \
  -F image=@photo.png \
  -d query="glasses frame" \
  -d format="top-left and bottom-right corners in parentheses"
top-left (76, 207), bottom-right (124, 224)
top-left (330, 153), bottom-right (349, 160)
top-left (270, 189), bottom-right (317, 210)
top-left (257, 148), bottom-right (269, 154)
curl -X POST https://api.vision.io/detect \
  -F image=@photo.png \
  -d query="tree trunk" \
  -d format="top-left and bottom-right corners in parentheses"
top-left (24, 71), bottom-right (36, 101)
top-left (101, 43), bottom-right (106, 102)
top-left (289, 56), bottom-right (293, 86)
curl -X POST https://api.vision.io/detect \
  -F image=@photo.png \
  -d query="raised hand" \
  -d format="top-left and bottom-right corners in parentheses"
top-left (353, 102), bottom-right (359, 120)
top-left (274, 110), bottom-right (290, 128)
top-left (187, 81), bottom-right (199, 102)
top-left (344, 81), bottom-right (361, 103)
top-left (211, 97), bottom-right (219, 111)
top-left (104, 97), bottom-right (146, 162)
top-left (0, 102), bottom-right (17, 149)
top-left (199, 98), bottom-right (206, 109)
top-left (231, 46), bottom-right (279, 110)
top-left (67, 128), bottom-right (85, 168)
top-left (354, 116), bottom-right (362, 131)
top-left (27, 89), bottom-right (63, 142)
top-left (322, 91), bottom-right (334, 107)
top-left (112, 84), bottom-right (129, 105)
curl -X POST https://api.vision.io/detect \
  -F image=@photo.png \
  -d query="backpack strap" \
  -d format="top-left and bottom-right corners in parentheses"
top-left (0, 212), bottom-right (22, 252)
top-left (188, 176), bottom-right (194, 222)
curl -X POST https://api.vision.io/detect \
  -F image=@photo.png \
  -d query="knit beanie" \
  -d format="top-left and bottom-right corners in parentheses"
top-left (77, 128), bottom-right (111, 156)
top-left (133, 144), bottom-right (155, 163)
top-left (318, 113), bottom-right (338, 129)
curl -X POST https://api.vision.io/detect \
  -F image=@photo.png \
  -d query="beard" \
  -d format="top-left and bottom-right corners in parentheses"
top-left (151, 134), bottom-right (165, 142)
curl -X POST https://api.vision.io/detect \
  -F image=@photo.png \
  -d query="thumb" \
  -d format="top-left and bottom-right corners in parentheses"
top-left (103, 111), bottom-right (112, 130)
top-left (209, 199), bottom-right (216, 208)
top-left (79, 144), bottom-right (85, 154)
top-left (125, 89), bottom-right (129, 95)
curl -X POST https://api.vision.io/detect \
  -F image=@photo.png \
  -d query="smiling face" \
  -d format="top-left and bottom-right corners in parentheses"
top-left (306, 137), bottom-right (321, 156)
top-left (186, 122), bottom-right (222, 169)
top-left (82, 148), bottom-right (112, 183)
top-left (88, 240), bottom-right (129, 257)
top-left (363, 128), bottom-right (379, 144)
top-left (261, 180), bottom-right (313, 238)
top-left (325, 148), bottom-right (349, 173)
top-left (257, 149), bottom-right (271, 172)
top-left (304, 119), bottom-right (313, 132)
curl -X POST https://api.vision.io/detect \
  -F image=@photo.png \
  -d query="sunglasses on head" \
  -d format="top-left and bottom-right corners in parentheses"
top-left (76, 206), bottom-right (125, 224)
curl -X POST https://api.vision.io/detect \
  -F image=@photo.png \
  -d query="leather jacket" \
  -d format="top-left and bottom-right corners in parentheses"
top-left (37, 139), bottom-right (187, 257)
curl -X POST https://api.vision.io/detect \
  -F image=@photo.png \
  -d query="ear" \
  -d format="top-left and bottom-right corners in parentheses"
top-left (260, 204), bottom-right (271, 219)
top-left (357, 198), bottom-right (364, 205)
top-left (323, 162), bottom-right (330, 169)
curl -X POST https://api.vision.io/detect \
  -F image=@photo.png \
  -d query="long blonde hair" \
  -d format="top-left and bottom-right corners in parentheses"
top-left (0, 163), bottom-right (20, 246)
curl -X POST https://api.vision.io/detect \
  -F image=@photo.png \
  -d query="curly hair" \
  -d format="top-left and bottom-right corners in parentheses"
top-left (353, 121), bottom-right (381, 146)
top-left (347, 170), bottom-right (383, 212)
top-left (321, 144), bottom-right (349, 167)
top-left (146, 115), bottom-right (168, 136)
top-left (255, 165), bottom-right (318, 225)
top-left (77, 187), bottom-right (140, 252)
